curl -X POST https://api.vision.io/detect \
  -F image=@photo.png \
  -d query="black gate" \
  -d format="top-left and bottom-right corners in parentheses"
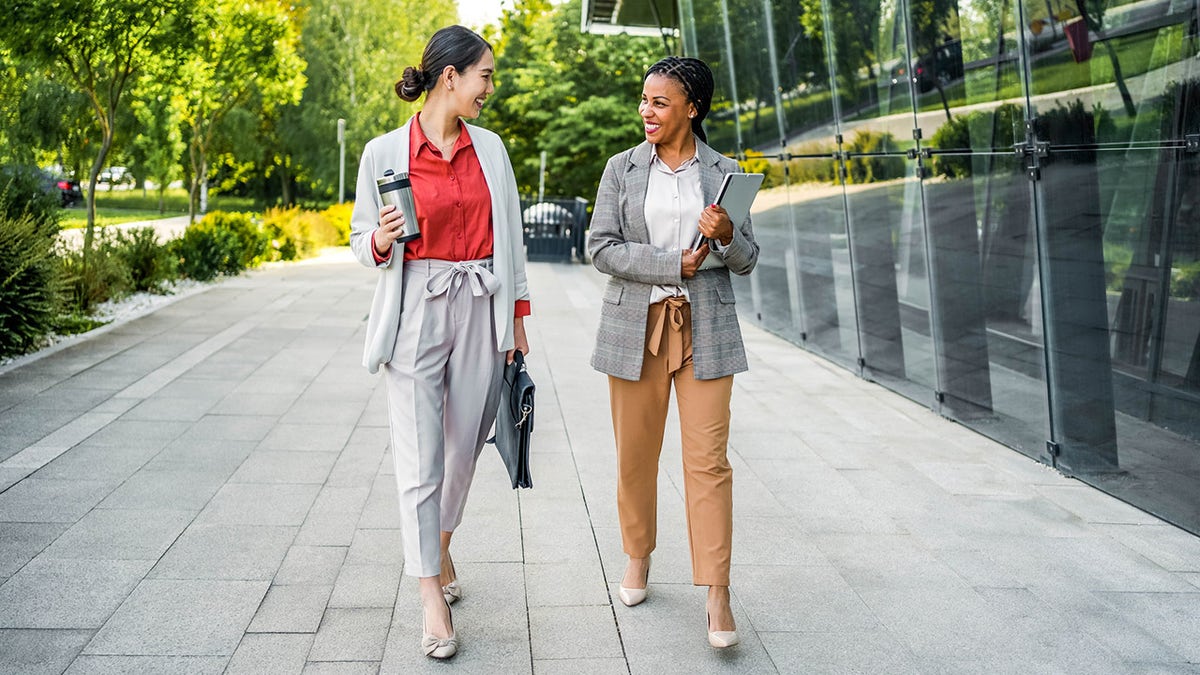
top-left (520, 197), bottom-right (589, 263)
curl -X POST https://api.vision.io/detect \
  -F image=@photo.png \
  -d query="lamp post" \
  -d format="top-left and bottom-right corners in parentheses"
top-left (337, 118), bottom-right (346, 203)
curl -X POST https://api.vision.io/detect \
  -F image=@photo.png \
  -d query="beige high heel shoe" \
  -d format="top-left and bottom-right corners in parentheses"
top-left (421, 599), bottom-right (457, 659)
top-left (441, 555), bottom-right (461, 605)
top-left (617, 556), bottom-right (650, 607)
top-left (707, 611), bottom-right (739, 648)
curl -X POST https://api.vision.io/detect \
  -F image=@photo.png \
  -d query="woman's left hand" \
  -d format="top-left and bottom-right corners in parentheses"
top-left (507, 316), bottom-right (530, 364)
top-left (698, 204), bottom-right (734, 246)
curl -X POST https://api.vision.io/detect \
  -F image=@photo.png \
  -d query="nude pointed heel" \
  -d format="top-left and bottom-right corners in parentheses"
top-left (421, 600), bottom-right (457, 659)
top-left (618, 557), bottom-right (650, 607)
top-left (707, 611), bottom-right (739, 648)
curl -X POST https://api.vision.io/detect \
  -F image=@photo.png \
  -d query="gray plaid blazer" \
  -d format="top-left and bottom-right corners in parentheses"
top-left (588, 140), bottom-right (759, 381)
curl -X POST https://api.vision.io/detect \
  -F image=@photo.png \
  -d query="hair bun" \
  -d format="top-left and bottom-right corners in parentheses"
top-left (396, 66), bottom-right (428, 102)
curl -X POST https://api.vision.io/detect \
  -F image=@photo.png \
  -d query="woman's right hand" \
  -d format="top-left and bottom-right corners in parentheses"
top-left (681, 244), bottom-right (710, 279)
top-left (374, 204), bottom-right (407, 257)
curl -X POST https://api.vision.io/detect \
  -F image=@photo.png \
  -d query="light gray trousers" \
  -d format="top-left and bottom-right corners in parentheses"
top-left (383, 258), bottom-right (504, 578)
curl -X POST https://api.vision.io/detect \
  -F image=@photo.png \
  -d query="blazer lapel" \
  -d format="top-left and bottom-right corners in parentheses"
top-left (623, 142), bottom-right (654, 244)
top-left (697, 140), bottom-right (726, 204)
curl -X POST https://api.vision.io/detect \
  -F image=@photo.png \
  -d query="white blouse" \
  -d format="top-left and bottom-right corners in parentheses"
top-left (644, 148), bottom-right (704, 303)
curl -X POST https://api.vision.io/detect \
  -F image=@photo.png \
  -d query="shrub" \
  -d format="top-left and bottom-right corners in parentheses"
top-left (1172, 260), bottom-right (1200, 300)
top-left (930, 115), bottom-right (973, 179)
top-left (263, 205), bottom-right (351, 261)
top-left (58, 232), bottom-right (132, 312)
top-left (112, 227), bottom-right (176, 293)
top-left (171, 211), bottom-right (269, 280)
top-left (929, 103), bottom-right (1023, 179)
top-left (171, 223), bottom-right (242, 281)
top-left (201, 211), bottom-right (269, 268)
top-left (0, 214), bottom-right (61, 358)
top-left (0, 164), bottom-right (60, 228)
top-left (321, 202), bottom-right (352, 246)
top-left (845, 131), bottom-right (906, 184)
top-left (781, 140), bottom-right (838, 185)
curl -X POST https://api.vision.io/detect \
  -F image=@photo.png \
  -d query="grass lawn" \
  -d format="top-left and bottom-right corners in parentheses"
top-left (60, 188), bottom-right (259, 229)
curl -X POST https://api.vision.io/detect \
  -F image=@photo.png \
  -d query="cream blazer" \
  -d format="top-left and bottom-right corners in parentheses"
top-left (349, 116), bottom-right (530, 374)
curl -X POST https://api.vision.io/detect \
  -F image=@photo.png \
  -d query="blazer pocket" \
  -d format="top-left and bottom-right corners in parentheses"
top-left (603, 282), bottom-right (624, 305)
top-left (716, 283), bottom-right (736, 305)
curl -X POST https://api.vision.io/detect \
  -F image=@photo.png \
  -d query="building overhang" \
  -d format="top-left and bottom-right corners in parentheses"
top-left (581, 0), bottom-right (679, 38)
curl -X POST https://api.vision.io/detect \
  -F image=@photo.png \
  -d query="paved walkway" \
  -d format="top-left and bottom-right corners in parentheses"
top-left (1, 254), bottom-right (1198, 674)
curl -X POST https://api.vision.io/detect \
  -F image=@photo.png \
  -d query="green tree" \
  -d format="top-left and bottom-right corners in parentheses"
top-left (1, 0), bottom-right (194, 267)
top-left (179, 0), bottom-right (306, 221)
top-left (277, 0), bottom-right (456, 205)
top-left (130, 73), bottom-right (186, 213)
top-left (482, 0), bottom-right (659, 200)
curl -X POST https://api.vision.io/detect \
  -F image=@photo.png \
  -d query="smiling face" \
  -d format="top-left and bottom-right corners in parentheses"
top-left (447, 49), bottom-right (495, 119)
top-left (639, 73), bottom-right (696, 146)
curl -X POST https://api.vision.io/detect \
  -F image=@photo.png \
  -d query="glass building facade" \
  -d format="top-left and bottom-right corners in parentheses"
top-left (674, 0), bottom-right (1200, 534)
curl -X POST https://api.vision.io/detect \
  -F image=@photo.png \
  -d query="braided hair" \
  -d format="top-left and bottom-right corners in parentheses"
top-left (396, 26), bottom-right (492, 102)
top-left (644, 56), bottom-right (715, 143)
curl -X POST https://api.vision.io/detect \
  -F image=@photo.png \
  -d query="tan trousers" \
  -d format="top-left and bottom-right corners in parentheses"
top-left (608, 297), bottom-right (734, 586)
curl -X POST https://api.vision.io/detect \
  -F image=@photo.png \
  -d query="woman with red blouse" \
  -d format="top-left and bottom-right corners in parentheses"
top-left (349, 25), bottom-right (531, 660)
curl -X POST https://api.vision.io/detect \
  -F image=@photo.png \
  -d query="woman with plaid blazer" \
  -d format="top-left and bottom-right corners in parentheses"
top-left (587, 56), bottom-right (758, 649)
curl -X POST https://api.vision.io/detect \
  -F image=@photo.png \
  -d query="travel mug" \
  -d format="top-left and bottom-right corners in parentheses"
top-left (376, 169), bottom-right (420, 243)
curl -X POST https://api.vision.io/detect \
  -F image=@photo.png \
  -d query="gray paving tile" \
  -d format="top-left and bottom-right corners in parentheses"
top-left (141, 437), bottom-right (256, 474)
top-left (0, 629), bottom-right (92, 675)
top-left (227, 633), bottom-right (313, 675)
top-left (247, 584), bottom-right (333, 633)
top-left (735, 564), bottom-right (879, 633)
top-left (344, 529), bottom-right (403, 567)
top-left (760, 630), bottom-right (920, 674)
top-left (122, 396), bottom-right (214, 422)
top-left (308, 608), bottom-right (391, 662)
top-left (533, 658), bottom-right (627, 675)
top-left (0, 477), bottom-right (115, 523)
top-left (525, 561), bottom-right (610, 607)
top-left (82, 419), bottom-right (192, 448)
top-left (295, 512), bottom-right (360, 547)
top-left (149, 524), bottom-right (297, 580)
top-left (310, 486), bottom-right (372, 515)
top-left (212, 391), bottom-right (302, 417)
top-left (0, 521), bottom-right (68, 578)
top-left (259, 423), bottom-right (356, 453)
top-left (229, 450), bottom-right (338, 485)
top-left (84, 578), bottom-right (268, 656)
top-left (196, 483), bottom-right (320, 527)
top-left (529, 605), bottom-right (621, 660)
top-left (0, 558), bottom-right (151, 628)
top-left (281, 399), bottom-right (366, 426)
top-left (1096, 590), bottom-right (1200, 662)
top-left (275, 545), bottom-right (349, 586)
top-left (187, 414), bottom-right (278, 441)
top-left (33, 441), bottom-right (161, 481)
top-left (65, 655), bottom-right (229, 674)
top-left (98, 469), bottom-right (226, 511)
top-left (304, 662), bottom-right (380, 675)
top-left (328, 564), bottom-right (401, 608)
top-left (39, 508), bottom-right (194, 561)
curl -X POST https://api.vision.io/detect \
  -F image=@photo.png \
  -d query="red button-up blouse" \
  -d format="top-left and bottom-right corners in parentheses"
top-left (373, 114), bottom-right (529, 318)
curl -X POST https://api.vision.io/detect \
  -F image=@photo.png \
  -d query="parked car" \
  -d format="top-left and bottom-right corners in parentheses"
top-left (99, 166), bottom-right (132, 186)
top-left (42, 170), bottom-right (83, 206)
top-left (890, 39), bottom-right (964, 93)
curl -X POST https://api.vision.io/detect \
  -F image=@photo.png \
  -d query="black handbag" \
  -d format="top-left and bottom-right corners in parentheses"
top-left (490, 350), bottom-right (534, 489)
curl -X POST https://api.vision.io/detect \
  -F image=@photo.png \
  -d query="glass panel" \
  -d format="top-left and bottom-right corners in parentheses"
top-left (918, 0), bottom-right (1051, 455)
top-left (1026, 0), bottom-right (1200, 529)
top-left (833, 0), bottom-right (936, 398)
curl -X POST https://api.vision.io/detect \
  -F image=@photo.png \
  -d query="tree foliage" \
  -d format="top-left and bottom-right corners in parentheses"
top-left (481, 0), bottom-right (661, 201)
top-left (0, 0), bottom-right (194, 255)
top-left (179, 0), bottom-right (306, 220)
